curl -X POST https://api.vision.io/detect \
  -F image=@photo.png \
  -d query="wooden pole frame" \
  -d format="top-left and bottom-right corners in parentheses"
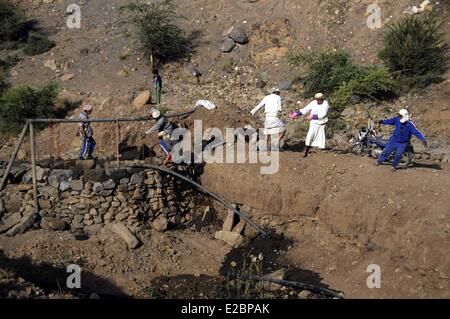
top-left (29, 122), bottom-right (39, 214)
top-left (0, 123), bottom-right (29, 192)
top-left (115, 119), bottom-right (120, 167)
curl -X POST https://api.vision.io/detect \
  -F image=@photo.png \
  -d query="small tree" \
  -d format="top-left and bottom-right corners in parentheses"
top-left (287, 50), bottom-right (364, 98)
top-left (0, 0), bottom-right (27, 43)
top-left (0, 83), bottom-right (59, 133)
top-left (120, 0), bottom-right (191, 69)
top-left (379, 15), bottom-right (449, 91)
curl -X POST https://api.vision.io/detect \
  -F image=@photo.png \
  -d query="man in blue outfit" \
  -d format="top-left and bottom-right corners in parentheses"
top-left (376, 108), bottom-right (427, 170)
top-left (77, 104), bottom-right (96, 160)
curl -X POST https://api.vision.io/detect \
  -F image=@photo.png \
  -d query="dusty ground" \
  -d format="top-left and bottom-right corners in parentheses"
top-left (201, 150), bottom-right (450, 298)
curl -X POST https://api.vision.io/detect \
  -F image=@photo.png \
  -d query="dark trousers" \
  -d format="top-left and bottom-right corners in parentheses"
top-left (80, 136), bottom-right (96, 159)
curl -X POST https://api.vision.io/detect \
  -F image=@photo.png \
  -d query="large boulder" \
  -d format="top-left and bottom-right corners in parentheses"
top-left (215, 230), bottom-right (245, 247)
top-left (152, 217), bottom-right (168, 233)
top-left (227, 25), bottom-right (249, 44)
top-left (109, 223), bottom-right (140, 249)
top-left (133, 90), bottom-right (151, 108)
top-left (6, 213), bottom-right (37, 236)
top-left (278, 80), bottom-right (292, 91)
top-left (219, 38), bottom-right (236, 53)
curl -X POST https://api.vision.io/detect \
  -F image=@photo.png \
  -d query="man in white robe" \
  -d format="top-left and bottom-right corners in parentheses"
top-left (290, 93), bottom-right (329, 157)
top-left (250, 87), bottom-right (286, 151)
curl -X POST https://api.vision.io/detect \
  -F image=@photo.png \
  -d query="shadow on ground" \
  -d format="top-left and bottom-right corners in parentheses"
top-left (0, 250), bottom-right (127, 298)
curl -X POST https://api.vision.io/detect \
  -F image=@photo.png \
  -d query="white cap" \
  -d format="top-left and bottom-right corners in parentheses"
top-left (83, 104), bottom-right (93, 112)
top-left (151, 108), bottom-right (161, 119)
top-left (399, 109), bottom-right (410, 123)
top-left (315, 93), bottom-right (324, 99)
top-left (270, 87), bottom-right (281, 94)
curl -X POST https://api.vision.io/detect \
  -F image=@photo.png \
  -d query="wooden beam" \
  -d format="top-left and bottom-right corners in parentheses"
top-left (29, 123), bottom-right (39, 214)
top-left (0, 123), bottom-right (29, 192)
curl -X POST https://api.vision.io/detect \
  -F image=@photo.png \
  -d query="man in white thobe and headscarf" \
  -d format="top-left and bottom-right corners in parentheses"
top-left (250, 87), bottom-right (286, 151)
top-left (290, 93), bottom-right (329, 157)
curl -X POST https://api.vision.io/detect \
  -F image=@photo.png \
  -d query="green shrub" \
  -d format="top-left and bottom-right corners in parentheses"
top-left (23, 32), bottom-right (55, 56)
top-left (0, 1), bottom-right (55, 54)
top-left (329, 66), bottom-right (395, 115)
top-left (379, 15), bottom-right (449, 91)
top-left (0, 0), bottom-right (27, 43)
top-left (0, 55), bottom-right (18, 95)
top-left (288, 50), bottom-right (395, 117)
top-left (0, 55), bottom-right (19, 71)
top-left (0, 83), bottom-right (59, 133)
top-left (120, 0), bottom-right (192, 68)
top-left (287, 50), bottom-right (364, 98)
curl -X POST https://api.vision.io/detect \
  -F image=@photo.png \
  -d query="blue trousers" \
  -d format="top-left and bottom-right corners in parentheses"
top-left (80, 136), bottom-right (96, 159)
top-left (159, 139), bottom-right (171, 155)
top-left (377, 138), bottom-right (407, 168)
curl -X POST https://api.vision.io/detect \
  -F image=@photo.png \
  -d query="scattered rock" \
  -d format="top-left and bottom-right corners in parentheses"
top-left (0, 215), bottom-right (21, 234)
top-left (227, 25), bottom-right (249, 44)
top-left (84, 224), bottom-right (103, 236)
top-left (278, 80), bottom-right (291, 91)
top-left (263, 269), bottom-right (286, 291)
top-left (6, 213), bottom-right (37, 236)
top-left (40, 217), bottom-right (68, 231)
top-left (255, 79), bottom-right (266, 89)
top-left (219, 38), bottom-right (236, 53)
top-left (222, 210), bottom-right (235, 232)
top-left (298, 290), bottom-right (313, 299)
top-left (44, 59), bottom-right (57, 71)
top-left (133, 91), bottom-right (151, 108)
top-left (60, 73), bottom-right (74, 81)
top-left (215, 230), bottom-right (244, 247)
top-left (232, 218), bottom-right (246, 234)
top-left (110, 223), bottom-right (140, 249)
top-left (153, 217), bottom-right (168, 232)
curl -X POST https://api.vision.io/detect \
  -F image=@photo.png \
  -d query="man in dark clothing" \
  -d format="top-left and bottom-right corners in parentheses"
top-left (376, 109), bottom-right (427, 170)
top-left (145, 108), bottom-right (174, 165)
top-left (152, 69), bottom-right (162, 104)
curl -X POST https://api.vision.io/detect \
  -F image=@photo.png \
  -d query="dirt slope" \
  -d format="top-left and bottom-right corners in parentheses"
top-left (201, 151), bottom-right (450, 298)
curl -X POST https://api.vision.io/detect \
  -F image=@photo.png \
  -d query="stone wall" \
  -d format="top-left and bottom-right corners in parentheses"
top-left (0, 163), bottom-right (201, 236)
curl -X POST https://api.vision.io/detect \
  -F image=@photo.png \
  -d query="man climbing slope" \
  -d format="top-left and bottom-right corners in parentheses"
top-left (145, 108), bottom-right (174, 166)
top-left (250, 87), bottom-right (286, 151)
top-left (77, 104), bottom-right (96, 160)
top-left (376, 108), bottom-right (427, 170)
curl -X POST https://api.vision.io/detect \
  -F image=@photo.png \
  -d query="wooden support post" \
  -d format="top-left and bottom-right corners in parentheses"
top-left (48, 123), bottom-right (54, 161)
top-left (29, 123), bottom-right (39, 214)
top-left (0, 123), bottom-right (29, 192)
top-left (115, 120), bottom-right (120, 167)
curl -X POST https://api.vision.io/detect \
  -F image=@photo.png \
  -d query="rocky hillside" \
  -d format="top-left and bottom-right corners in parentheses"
top-left (0, 0), bottom-right (448, 161)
